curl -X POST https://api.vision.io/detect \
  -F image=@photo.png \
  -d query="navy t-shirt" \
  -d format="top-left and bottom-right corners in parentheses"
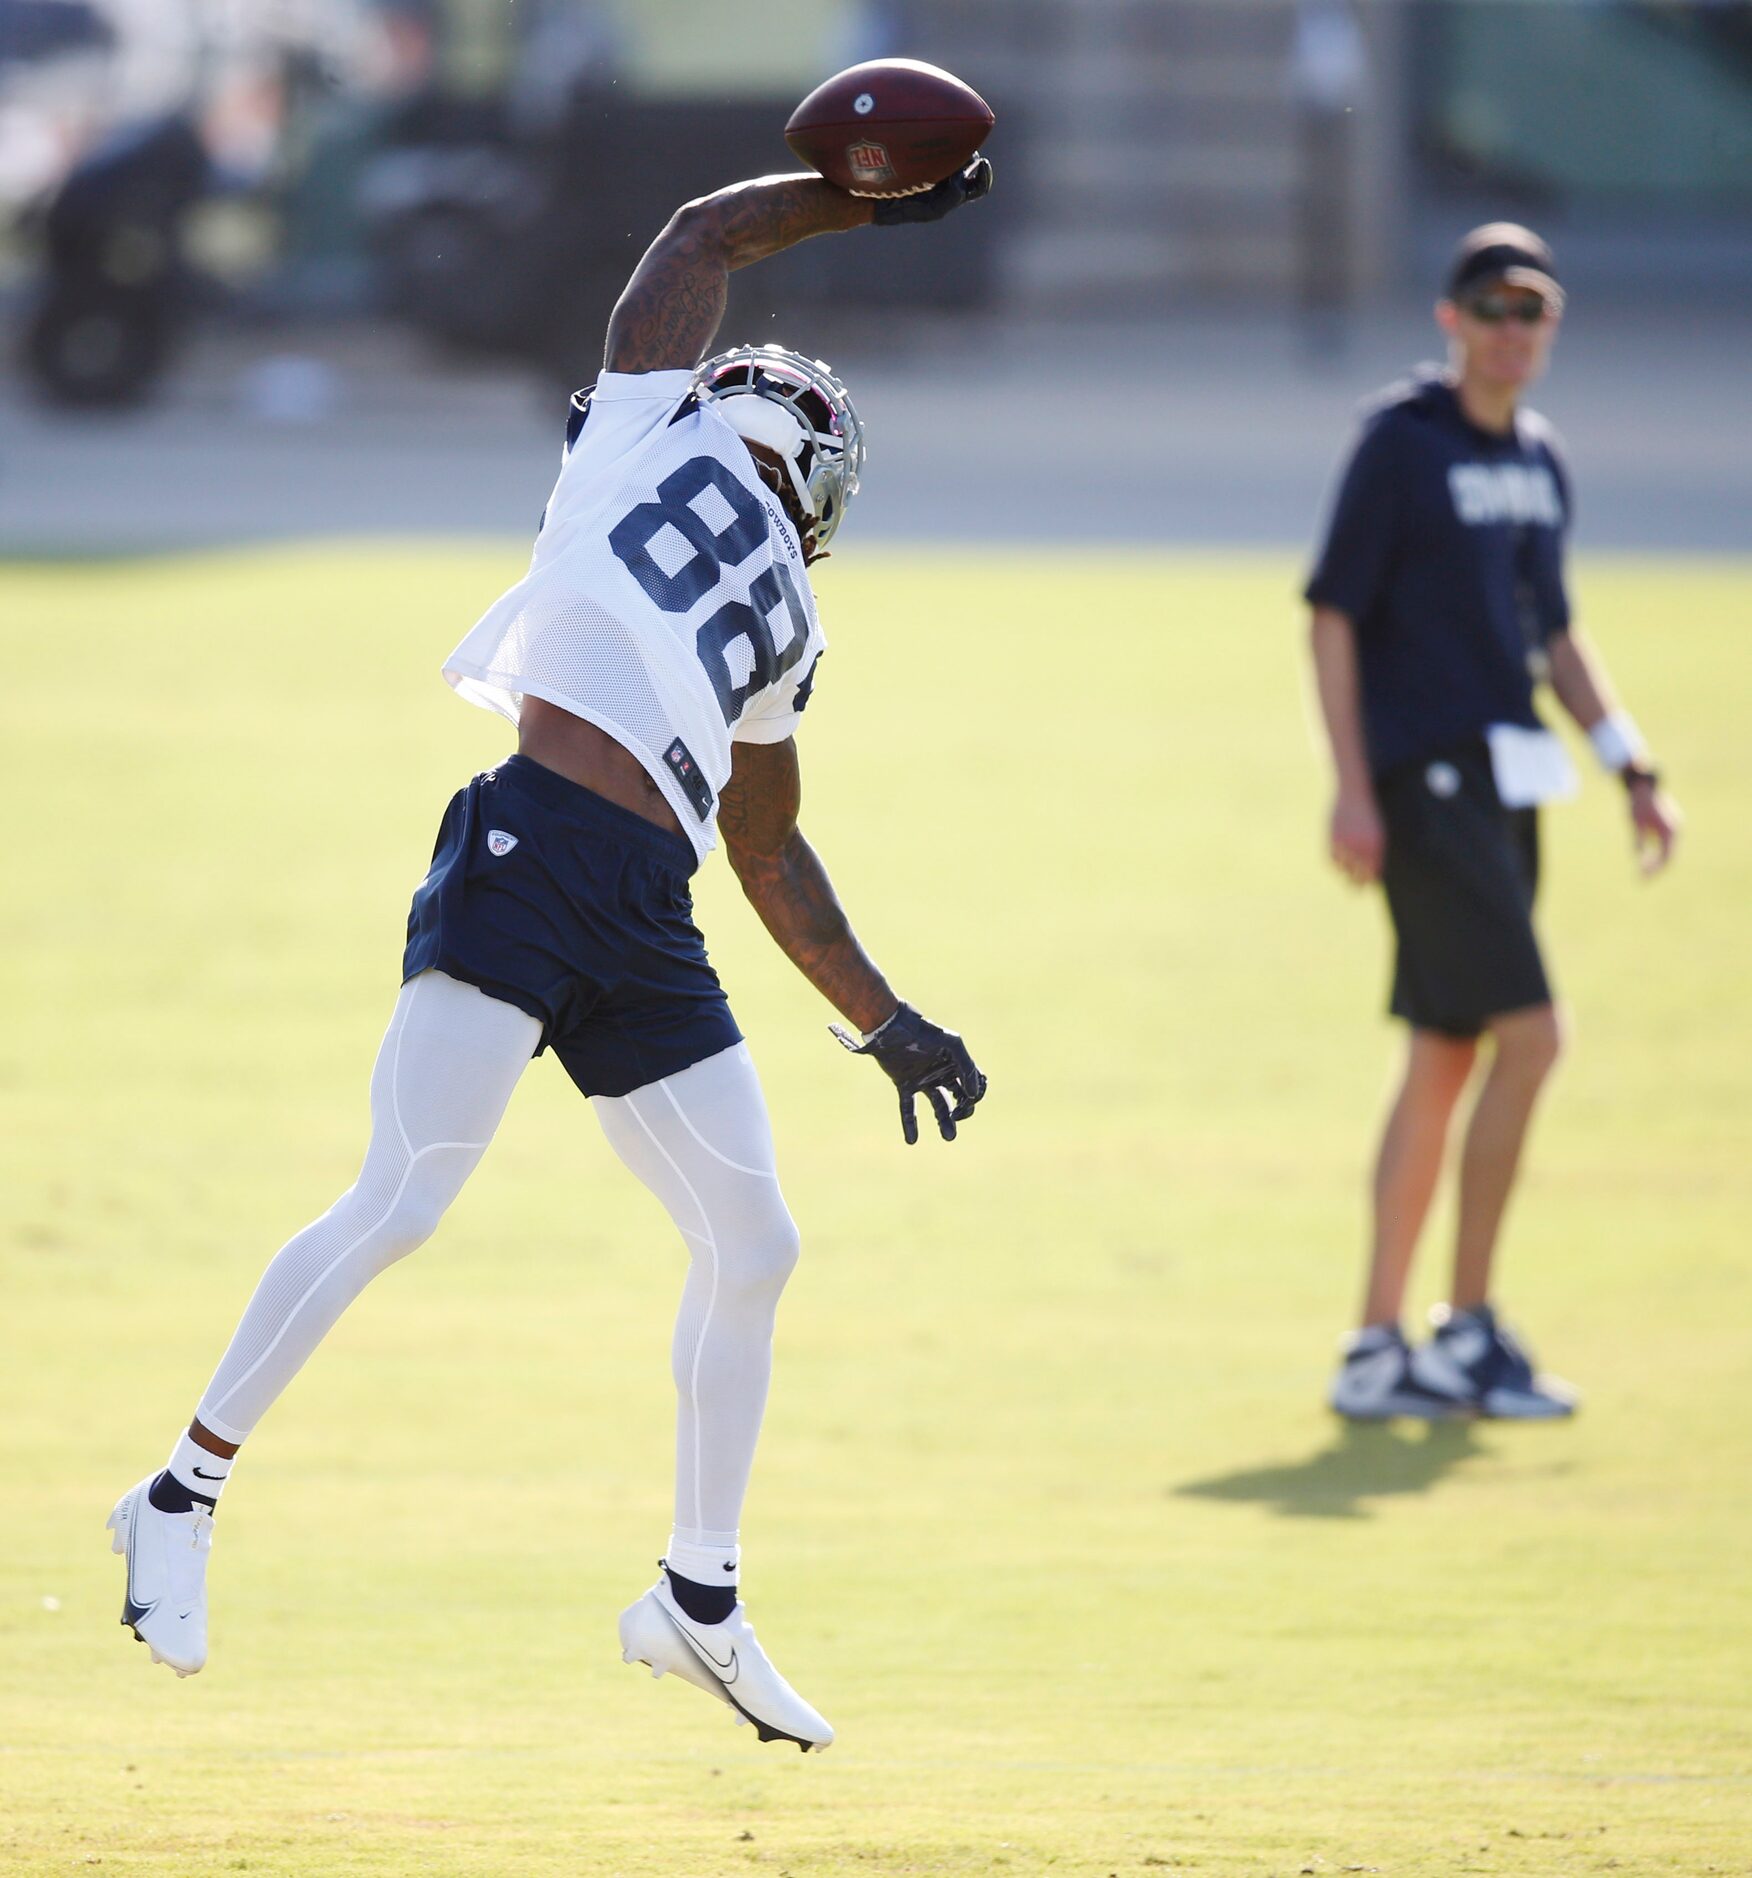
top-left (1304, 369), bottom-right (1573, 778)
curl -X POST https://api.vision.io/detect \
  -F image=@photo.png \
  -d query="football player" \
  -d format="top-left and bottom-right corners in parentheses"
top-left (109, 156), bottom-right (993, 1752)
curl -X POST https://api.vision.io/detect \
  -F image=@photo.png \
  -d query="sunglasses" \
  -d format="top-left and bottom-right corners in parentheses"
top-left (1461, 290), bottom-right (1552, 326)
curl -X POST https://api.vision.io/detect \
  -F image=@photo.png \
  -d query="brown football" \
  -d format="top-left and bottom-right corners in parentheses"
top-left (785, 59), bottom-right (994, 199)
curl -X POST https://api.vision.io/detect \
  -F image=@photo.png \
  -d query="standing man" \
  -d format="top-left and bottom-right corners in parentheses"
top-left (1306, 224), bottom-right (1680, 1422)
top-left (108, 157), bottom-right (993, 1752)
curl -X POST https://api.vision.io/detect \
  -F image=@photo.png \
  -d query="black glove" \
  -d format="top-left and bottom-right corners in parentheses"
top-left (872, 156), bottom-right (993, 227)
top-left (831, 1004), bottom-right (989, 1145)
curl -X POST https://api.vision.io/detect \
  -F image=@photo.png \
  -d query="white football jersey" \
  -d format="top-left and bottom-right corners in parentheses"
top-left (443, 369), bottom-right (826, 860)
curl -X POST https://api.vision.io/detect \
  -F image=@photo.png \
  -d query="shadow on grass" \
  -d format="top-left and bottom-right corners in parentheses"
top-left (1172, 1421), bottom-right (1491, 1520)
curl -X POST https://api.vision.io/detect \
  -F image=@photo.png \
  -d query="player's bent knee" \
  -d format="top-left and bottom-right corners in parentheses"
top-left (354, 1173), bottom-right (466, 1273)
top-left (386, 1194), bottom-right (451, 1260)
top-left (723, 1207), bottom-right (801, 1300)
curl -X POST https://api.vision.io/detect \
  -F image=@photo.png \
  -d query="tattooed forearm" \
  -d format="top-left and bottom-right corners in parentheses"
top-left (718, 738), bottom-right (896, 1031)
top-left (605, 255), bottom-right (728, 379)
top-left (729, 829), bottom-right (899, 1035)
top-left (605, 174), bottom-right (874, 374)
top-left (711, 172), bottom-right (875, 269)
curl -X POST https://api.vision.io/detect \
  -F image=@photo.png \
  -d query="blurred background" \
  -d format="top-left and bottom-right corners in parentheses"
top-left (1, 0), bottom-right (1748, 559)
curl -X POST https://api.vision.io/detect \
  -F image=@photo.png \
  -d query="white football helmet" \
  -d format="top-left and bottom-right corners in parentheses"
top-left (692, 345), bottom-right (866, 551)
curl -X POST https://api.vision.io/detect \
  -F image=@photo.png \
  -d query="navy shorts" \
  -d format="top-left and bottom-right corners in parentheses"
top-left (1377, 741), bottom-right (1553, 1039)
top-left (402, 754), bottom-right (741, 1098)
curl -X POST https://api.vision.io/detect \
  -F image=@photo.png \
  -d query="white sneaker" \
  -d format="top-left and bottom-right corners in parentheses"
top-left (1329, 1323), bottom-right (1474, 1421)
top-left (618, 1572), bottom-right (833, 1753)
top-left (108, 1476), bottom-right (211, 1676)
top-left (1415, 1303), bottom-right (1579, 1420)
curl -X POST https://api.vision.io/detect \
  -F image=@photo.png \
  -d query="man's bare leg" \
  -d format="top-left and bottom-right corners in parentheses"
top-left (1450, 1003), bottom-right (1563, 1312)
top-left (1360, 1028), bottom-right (1478, 1327)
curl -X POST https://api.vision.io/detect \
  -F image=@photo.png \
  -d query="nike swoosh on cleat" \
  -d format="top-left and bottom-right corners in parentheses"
top-left (119, 1495), bottom-right (152, 1625)
top-left (636, 1597), bottom-right (827, 1744)
top-left (676, 1627), bottom-right (738, 1681)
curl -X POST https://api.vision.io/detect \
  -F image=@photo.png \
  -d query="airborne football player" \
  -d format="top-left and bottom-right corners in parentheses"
top-left (108, 131), bottom-right (993, 1751)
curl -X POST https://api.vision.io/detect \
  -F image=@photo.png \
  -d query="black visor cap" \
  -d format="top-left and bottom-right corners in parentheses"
top-left (1445, 222), bottom-right (1564, 308)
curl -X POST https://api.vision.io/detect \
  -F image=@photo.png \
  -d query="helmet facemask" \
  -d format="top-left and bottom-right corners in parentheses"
top-left (691, 345), bottom-right (865, 558)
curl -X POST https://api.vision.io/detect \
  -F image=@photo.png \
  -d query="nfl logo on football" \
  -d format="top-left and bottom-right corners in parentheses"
top-left (846, 140), bottom-right (896, 187)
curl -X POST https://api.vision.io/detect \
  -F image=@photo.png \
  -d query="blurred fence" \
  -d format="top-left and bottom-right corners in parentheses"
top-left (925, 0), bottom-right (1752, 309)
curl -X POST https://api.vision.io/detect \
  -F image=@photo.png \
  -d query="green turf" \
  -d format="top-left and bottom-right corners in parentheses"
top-left (2, 544), bottom-right (1748, 1877)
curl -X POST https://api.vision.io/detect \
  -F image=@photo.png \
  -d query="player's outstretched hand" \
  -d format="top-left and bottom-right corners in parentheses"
top-left (872, 157), bottom-right (993, 227)
top-left (831, 1004), bottom-right (989, 1145)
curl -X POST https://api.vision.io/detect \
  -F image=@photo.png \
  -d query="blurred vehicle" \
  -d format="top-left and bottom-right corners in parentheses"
top-left (19, 108), bottom-right (210, 406)
top-left (358, 86), bottom-right (793, 389)
top-left (357, 99), bottom-right (573, 374)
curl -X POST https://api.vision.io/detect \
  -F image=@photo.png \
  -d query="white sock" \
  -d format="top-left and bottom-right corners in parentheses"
top-left (166, 1429), bottom-right (233, 1504)
top-left (666, 1530), bottom-right (740, 1589)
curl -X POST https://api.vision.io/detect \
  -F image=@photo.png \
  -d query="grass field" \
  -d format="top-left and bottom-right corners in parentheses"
top-left (2, 543), bottom-right (1749, 1877)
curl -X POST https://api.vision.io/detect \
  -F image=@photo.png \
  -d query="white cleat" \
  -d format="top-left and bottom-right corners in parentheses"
top-left (108, 1476), bottom-right (211, 1677)
top-left (618, 1574), bottom-right (834, 1753)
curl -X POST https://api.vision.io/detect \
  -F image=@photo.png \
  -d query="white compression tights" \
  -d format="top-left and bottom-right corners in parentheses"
top-left (590, 1049), bottom-right (799, 1548)
top-left (196, 970), bottom-right (800, 1545)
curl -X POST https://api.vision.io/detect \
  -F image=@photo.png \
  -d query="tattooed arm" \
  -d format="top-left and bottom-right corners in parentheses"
top-left (718, 737), bottom-right (899, 1034)
top-left (605, 175), bottom-right (873, 375)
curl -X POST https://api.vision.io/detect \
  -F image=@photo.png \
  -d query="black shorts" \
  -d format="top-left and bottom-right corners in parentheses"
top-left (1376, 742), bottom-right (1553, 1039)
top-left (402, 754), bottom-right (741, 1098)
